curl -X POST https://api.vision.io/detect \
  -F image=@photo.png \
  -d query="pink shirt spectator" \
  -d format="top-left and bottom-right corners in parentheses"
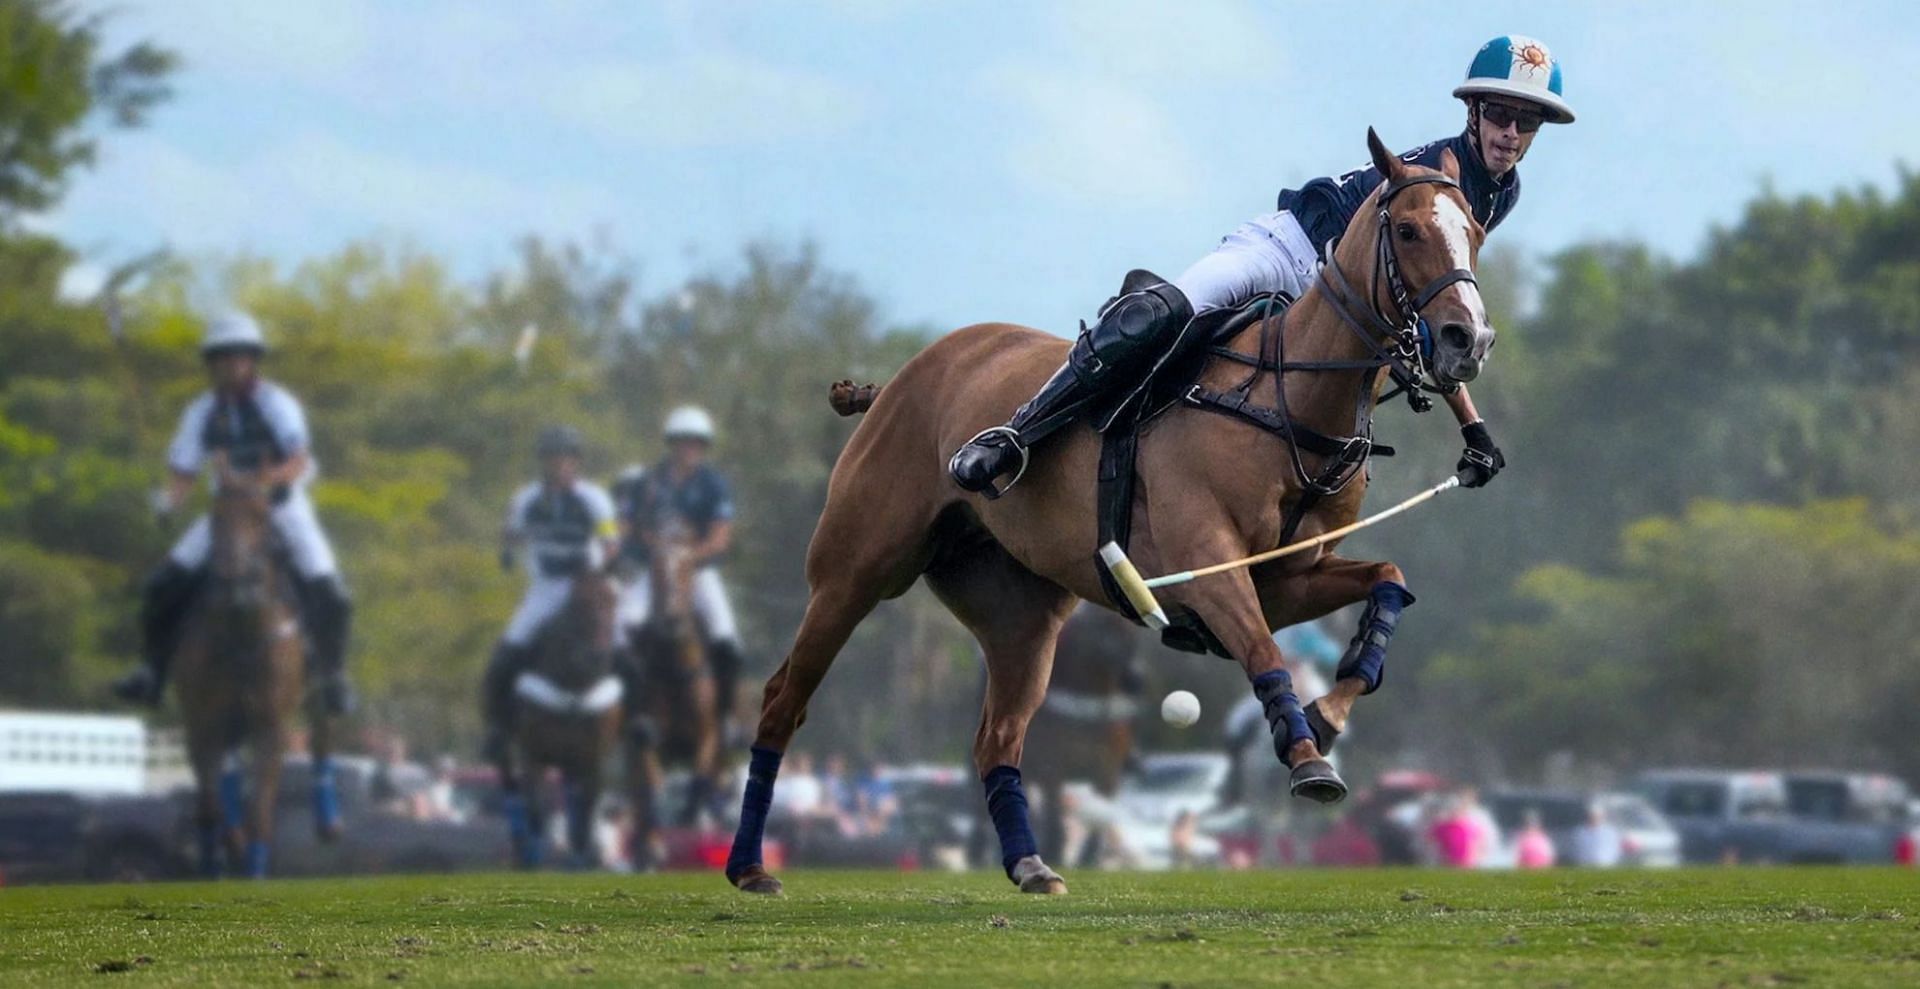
top-left (1516, 827), bottom-right (1555, 868)
top-left (1430, 816), bottom-right (1479, 867)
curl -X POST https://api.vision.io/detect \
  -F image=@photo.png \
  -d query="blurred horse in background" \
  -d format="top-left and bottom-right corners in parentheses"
top-left (1020, 605), bottom-right (1143, 868)
top-left (173, 473), bottom-right (341, 878)
top-left (495, 570), bottom-right (627, 868)
top-left (627, 516), bottom-right (726, 866)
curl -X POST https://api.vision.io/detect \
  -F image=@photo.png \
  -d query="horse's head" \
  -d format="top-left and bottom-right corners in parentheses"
top-left (1348, 128), bottom-right (1496, 387)
top-left (550, 572), bottom-right (620, 684)
top-left (648, 517), bottom-right (699, 622)
top-left (210, 478), bottom-right (275, 607)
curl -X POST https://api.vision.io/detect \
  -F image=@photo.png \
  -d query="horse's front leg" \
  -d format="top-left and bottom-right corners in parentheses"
top-left (1182, 569), bottom-right (1345, 803)
top-left (244, 723), bottom-right (287, 879)
top-left (1252, 553), bottom-right (1413, 753)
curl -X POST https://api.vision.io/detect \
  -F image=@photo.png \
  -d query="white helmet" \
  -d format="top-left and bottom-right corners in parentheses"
top-left (200, 310), bottom-right (267, 356)
top-left (663, 405), bottom-right (716, 443)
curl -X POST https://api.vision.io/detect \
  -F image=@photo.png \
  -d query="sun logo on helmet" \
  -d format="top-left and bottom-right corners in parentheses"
top-left (1510, 41), bottom-right (1551, 79)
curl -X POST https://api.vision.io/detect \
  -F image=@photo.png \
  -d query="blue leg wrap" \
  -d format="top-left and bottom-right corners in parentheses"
top-left (196, 823), bottom-right (221, 878)
top-left (1252, 669), bottom-right (1314, 764)
top-left (983, 765), bottom-right (1039, 879)
top-left (564, 783), bottom-right (593, 861)
top-left (244, 840), bottom-right (269, 879)
top-left (726, 747), bottom-right (783, 883)
top-left (1338, 582), bottom-right (1414, 695)
top-left (218, 767), bottom-right (246, 832)
top-left (312, 757), bottom-right (341, 833)
top-left (503, 792), bottom-right (539, 867)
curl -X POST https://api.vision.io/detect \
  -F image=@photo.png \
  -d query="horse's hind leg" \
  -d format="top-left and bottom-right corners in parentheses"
top-left (925, 541), bottom-right (1077, 894)
top-left (562, 769), bottom-right (601, 869)
top-left (1253, 554), bottom-right (1412, 754)
top-left (306, 692), bottom-right (342, 841)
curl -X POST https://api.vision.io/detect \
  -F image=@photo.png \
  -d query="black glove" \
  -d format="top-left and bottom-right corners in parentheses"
top-left (1457, 420), bottom-right (1506, 488)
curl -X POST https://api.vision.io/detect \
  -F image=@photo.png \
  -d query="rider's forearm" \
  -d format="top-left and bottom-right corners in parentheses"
top-left (1445, 386), bottom-right (1480, 426)
top-left (262, 450), bottom-right (311, 489)
top-left (163, 471), bottom-right (196, 511)
top-left (695, 523), bottom-right (733, 566)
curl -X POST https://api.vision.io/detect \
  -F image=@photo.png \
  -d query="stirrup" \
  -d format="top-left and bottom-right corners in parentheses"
top-left (956, 425), bottom-right (1031, 500)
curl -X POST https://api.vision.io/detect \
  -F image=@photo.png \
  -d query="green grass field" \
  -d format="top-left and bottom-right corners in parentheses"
top-left (3, 868), bottom-right (1918, 987)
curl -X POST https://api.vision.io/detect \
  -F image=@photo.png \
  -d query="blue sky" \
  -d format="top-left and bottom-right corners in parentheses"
top-left (44, 1), bottom-right (1920, 333)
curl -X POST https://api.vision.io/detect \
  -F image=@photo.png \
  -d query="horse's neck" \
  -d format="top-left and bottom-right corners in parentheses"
top-left (1207, 282), bottom-right (1385, 443)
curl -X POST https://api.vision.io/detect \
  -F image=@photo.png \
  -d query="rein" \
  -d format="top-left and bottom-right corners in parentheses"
top-left (1182, 171), bottom-right (1477, 545)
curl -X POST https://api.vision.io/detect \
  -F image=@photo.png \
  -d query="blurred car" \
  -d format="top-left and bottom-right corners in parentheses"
top-left (1632, 768), bottom-right (1911, 864)
top-left (1110, 752), bottom-right (1232, 868)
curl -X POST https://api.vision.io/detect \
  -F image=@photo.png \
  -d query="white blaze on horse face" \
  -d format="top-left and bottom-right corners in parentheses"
top-left (1430, 195), bottom-right (1491, 333)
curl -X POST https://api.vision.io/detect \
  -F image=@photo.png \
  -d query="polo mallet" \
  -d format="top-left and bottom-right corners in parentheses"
top-left (1100, 475), bottom-right (1463, 628)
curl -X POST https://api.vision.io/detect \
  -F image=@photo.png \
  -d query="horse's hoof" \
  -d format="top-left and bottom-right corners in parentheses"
top-left (1304, 701), bottom-right (1342, 755)
top-left (732, 866), bottom-right (783, 895)
top-left (1289, 759), bottom-right (1348, 805)
top-left (1010, 855), bottom-right (1068, 895)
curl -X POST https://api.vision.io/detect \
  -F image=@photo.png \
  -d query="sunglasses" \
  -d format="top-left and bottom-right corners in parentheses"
top-left (1480, 101), bottom-right (1544, 134)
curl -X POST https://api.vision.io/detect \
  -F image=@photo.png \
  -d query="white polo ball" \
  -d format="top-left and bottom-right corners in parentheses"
top-left (1160, 690), bottom-right (1201, 728)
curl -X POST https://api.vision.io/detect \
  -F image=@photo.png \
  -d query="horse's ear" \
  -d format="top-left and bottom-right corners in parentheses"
top-left (1366, 127), bottom-right (1401, 179)
top-left (1438, 146), bottom-right (1462, 182)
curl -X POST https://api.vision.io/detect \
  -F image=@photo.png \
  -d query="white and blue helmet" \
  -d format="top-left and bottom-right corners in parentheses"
top-left (1454, 35), bottom-right (1574, 124)
top-left (200, 310), bottom-right (268, 356)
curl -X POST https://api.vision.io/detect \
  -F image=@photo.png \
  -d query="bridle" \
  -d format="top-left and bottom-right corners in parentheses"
top-left (1319, 171), bottom-right (1478, 413)
top-left (1182, 169), bottom-right (1483, 546)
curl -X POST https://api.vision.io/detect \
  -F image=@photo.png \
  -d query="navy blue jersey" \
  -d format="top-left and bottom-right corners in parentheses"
top-left (623, 462), bottom-right (735, 561)
top-left (1276, 132), bottom-right (1520, 257)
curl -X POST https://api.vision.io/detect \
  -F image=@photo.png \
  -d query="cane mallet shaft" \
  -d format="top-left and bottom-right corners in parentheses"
top-left (1099, 476), bottom-right (1462, 619)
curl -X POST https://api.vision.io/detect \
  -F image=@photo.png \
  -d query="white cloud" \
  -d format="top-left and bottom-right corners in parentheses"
top-left (546, 52), bottom-right (870, 148)
top-left (48, 130), bottom-right (618, 264)
top-left (983, 66), bottom-right (1201, 207)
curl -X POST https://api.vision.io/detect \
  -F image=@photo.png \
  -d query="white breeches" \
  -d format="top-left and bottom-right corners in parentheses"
top-left (1172, 210), bottom-right (1320, 314)
top-left (616, 567), bottom-right (739, 645)
top-left (168, 490), bottom-right (338, 578)
top-left (504, 575), bottom-right (628, 648)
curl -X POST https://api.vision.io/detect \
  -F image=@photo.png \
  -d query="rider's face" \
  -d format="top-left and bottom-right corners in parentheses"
top-left (1474, 98), bottom-right (1542, 177)
top-left (668, 437), bottom-right (709, 470)
top-left (207, 350), bottom-right (259, 392)
top-left (542, 453), bottom-right (580, 485)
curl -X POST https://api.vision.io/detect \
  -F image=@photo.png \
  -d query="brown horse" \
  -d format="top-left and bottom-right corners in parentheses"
top-left (726, 131), bottom-right (1493, 895)
top-left (1021, 604), bottom-right (1143, 867)
top-left (172, 477), bottom-right (339, 878)
top-left (496, 570), bottom-right (627, 868)
top-left (627, 517), bottom-right (726, 862)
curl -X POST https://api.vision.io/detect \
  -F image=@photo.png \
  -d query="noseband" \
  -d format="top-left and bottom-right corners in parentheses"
top-left (1320, 172), bottom-right (1478, 413)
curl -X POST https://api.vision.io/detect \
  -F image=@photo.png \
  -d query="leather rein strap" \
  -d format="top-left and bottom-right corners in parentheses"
top-left (1183, 171), bottom-right (1475, 545)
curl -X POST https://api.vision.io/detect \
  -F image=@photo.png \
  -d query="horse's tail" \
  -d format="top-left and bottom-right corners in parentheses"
top-left (828, 379), bottom-right (882, 416)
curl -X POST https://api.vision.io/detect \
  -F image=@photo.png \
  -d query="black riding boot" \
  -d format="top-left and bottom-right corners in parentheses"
top-left (112, 563), bottom-right (201, 706)
top-left (481, 641), bottom-right (530, 764)
top-left (299, 574), bottom-right (357, 715)
top-left (948, 273), bottom-right (1194, 497)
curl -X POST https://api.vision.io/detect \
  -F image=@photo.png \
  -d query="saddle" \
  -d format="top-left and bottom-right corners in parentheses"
top-left (1091, 278), bottom-right (1393, 657)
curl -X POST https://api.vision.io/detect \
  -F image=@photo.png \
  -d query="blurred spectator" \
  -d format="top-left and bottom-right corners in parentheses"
top-left (1430, 790), bottom-right (1494, 868)
top-left (424, 755), bottom-right (464, 823)
top-left (774, 752), bottom-right (824, 818)
top-left (1170, 809), bottom-right (1199, 870)
top-left (853, 756), bottom-right (899, 837)
top-left (1568, 803), bottom-right (1623, 866)
top-left (1515, 809), bottom-right (1556, 868)
top-left (1310, 814), bottom-right (1382, 867)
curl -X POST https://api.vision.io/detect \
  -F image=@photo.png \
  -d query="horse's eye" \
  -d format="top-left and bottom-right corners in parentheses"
top-left (1396, 222), bottom-right (1419, 242)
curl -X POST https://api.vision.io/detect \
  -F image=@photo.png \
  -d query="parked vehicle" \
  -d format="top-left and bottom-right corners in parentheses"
top-left (1110, 752), bottom-right (1232, 868)
top-left (1633, 769), bottom-right (1912, 864)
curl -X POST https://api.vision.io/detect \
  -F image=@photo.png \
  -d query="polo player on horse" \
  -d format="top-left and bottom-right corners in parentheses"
top-left (481, 425), bottom-right (626, 762)
top-left (113, 311), bottom-right (356, 715)
top-left (947, 35), bottom-right (1575, 498)
top-left (615, 405), bottom-right (748, 736)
